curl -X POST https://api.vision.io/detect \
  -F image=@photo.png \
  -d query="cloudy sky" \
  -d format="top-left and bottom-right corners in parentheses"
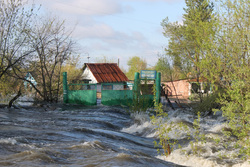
top-left (35, 0), bottom-right (186, 70)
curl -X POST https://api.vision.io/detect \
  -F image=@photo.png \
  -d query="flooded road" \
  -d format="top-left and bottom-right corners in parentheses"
top-left (0, 104), bottom-right (182, 167)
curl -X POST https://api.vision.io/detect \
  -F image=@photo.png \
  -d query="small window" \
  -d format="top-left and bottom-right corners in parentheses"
top-left (102, 85), bottom-right (113, 90)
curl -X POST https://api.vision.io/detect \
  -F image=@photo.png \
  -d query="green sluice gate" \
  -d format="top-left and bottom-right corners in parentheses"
top-left (139, 94), bottom-right (154, 108)
top-left (68, 89), bottom-right (97, 105)
top-left (101, 83), bottom-right (133, 106)
top-left (63, 72), bottom-right (97, 105)
top-left (101, 89), bottom-right (133, 106)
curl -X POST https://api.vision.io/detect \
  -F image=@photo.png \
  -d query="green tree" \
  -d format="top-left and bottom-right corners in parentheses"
top-left (209, 0), bottom-right (249, 157)
top-left (159, 0), bottom-right (250, 159)
top-left (154, 54), bottom-right (172, 81)
top-left (62, 55), bottom-right (82, 83)
top-left (162, 0), bottom-right (216, 102)
top-left (126, 56), bottom-right (147, 80)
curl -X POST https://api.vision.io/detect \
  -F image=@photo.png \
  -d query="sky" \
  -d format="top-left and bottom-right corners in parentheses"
top-left (34, 0), bottom-right (186, 70)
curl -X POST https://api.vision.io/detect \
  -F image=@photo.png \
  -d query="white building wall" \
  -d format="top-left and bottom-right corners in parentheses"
top-left (82, 66), bottom-right (126, 93)
top-left (82, 67), bottom-right (97, 83)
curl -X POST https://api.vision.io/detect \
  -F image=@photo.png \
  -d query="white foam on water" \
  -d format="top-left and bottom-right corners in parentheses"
top-left (232, 161), bottom-right (250, 167)
top-left (158, 147), bottom-right (250, 167)
top-left (125, 108), bottom-right (249, 167)
top-left (70, 140), bottom-right (107, 151)
top-left (0, 137), bottom-right (41, 150)
top-left (0, 138), bottom-right (17, 145)
top-left (69, 141), bottom-right (93, 150)
top-left (121, 112), bottom-right (157, 137)
top-left (116, 153), bottom-right (131, 158)
top-left (122, 110), bottom-right (195, 139)
top-left (157, 153), bottom-right (222, 167)
top-left (121, 121), bottom-right (156, 137)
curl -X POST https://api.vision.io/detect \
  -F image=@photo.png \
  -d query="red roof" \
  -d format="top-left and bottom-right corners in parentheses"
top-left (84, 63), bottom-right (129, 83)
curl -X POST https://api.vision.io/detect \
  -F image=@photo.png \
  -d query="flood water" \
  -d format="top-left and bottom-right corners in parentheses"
top-left (0, 104), bottom-right (183, 167)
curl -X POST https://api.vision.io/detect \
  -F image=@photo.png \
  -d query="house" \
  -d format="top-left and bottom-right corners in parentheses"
top-left (162, 78), bottom-right (211, 99)
top-left (82, 63), bottom-right (129, 92)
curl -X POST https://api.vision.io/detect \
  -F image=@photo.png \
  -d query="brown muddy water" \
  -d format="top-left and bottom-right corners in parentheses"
top-left (0, 104), bottom-right (183, 167)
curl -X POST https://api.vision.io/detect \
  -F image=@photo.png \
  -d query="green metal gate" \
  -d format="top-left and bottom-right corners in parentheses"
top-left (68, 84), bottom-right (97, 105)
top-left (62, 71), bottom-right (161, 107)
top-left (63, 72), bottom-right (97, 105)
top-left (101, 83), bottom-right (133, 106)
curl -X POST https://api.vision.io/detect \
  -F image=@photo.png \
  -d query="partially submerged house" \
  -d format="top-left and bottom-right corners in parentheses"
top-left (82, 63), bottom-right (129, 93)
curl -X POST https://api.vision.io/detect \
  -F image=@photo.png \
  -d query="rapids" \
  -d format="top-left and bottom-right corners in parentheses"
top-left (122, 109), bottom-right (249, 167)
top-left (0, 104), bottom-right (183, 167)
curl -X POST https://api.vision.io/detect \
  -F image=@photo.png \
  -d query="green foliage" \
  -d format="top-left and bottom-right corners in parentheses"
top-left (212, 0), bottom-right (249, 158)
top-left (126, 56), bottom-right (147, 80)
top-left (162, 0), bottom-right (216, 102)
top-left (151, 84), bottom-right (194, 157)
top-left (0, 74), bottom-right (20, 102)
top-left (160, 0), bottom-right (250, 160)
top-left (154, 55), bottom-right (171, 81)
top-left (151, 84), bottom-right (171, 156)
top-left (217, 79), bottom-right (250, 158)
top-left (129, 79), bottom-right (154, 113)
top-left (193, 91), bottom-right (221, 114)
top-left (62, 55), bottom-right (83, 83)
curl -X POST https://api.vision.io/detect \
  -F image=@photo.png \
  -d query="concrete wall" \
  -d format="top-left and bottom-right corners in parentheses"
top-left (162, 79), bottom-right (190, 99)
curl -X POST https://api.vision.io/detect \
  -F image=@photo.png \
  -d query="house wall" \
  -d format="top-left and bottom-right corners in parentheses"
top-left (82, 67), bottom-right (97, 83)
top-left (82, 67), bottom-right (127, 93)
top-left (162, 79), bottom-right (190, 99)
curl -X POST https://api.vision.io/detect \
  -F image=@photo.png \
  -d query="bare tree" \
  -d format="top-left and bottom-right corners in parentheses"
top-left (0, 0), bottom-right (36, 79)
top-left (25, 16), bottom-right (76, 102)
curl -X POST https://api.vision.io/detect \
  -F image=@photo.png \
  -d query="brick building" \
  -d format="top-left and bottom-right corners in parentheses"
top-left (162, 78), bottom-right (210, 99)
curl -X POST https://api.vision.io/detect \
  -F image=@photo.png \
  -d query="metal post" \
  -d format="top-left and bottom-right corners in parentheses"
top-left (134, 72), bottom-right (140, 91)
top-left (133, 72), bottom-right (140, 103)
top-left (156, 72), bottom-right (161, 104)
top-left (63, 72), bottom-right (68, 103)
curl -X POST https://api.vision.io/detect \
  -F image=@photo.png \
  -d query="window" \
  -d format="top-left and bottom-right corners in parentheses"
top-left (102, 85), bottom-right (113, 90)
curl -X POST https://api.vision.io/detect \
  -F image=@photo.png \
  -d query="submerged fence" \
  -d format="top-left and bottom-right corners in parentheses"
top-left (63, 71), bottom-right (161, 106)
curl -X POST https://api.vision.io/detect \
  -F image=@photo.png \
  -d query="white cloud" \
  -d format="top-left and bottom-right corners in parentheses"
top-left (125, 0), bottom-right (181, 2)
top-left (33, 0), bottom-right (175, 69)
top-left (73, 22), bottom-right (150, 50)
top-left (75, 23), bottom-right (115, 39)
top-left (36, 0), bottom-right (124, 16)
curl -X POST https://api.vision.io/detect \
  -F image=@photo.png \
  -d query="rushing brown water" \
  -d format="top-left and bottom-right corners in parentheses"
top-left (0, 104), bottom-right (183, 167)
